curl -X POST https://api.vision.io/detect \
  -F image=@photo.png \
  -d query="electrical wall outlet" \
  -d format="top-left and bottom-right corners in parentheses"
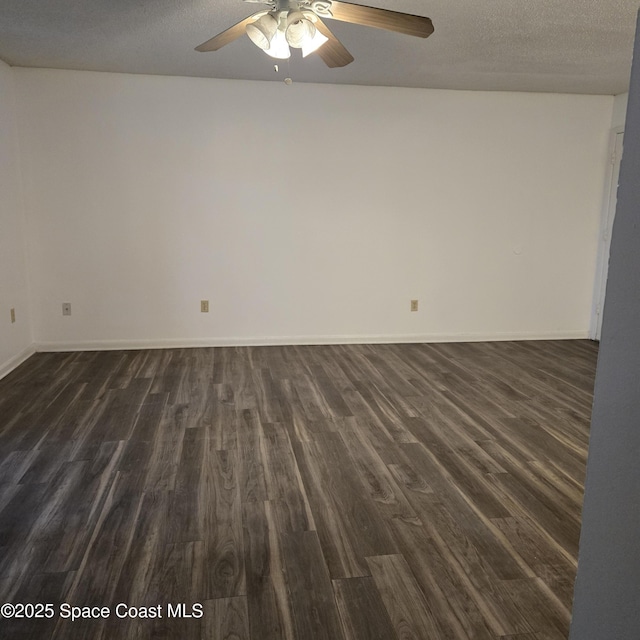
top-left (10, 308), bottom-right (16, 323)
top-left (201, 300), bottom-right (209, 313)
top-left (411, 299), bottom-right (419, 312)
top-left (62, 302), bottom-right (71, 316)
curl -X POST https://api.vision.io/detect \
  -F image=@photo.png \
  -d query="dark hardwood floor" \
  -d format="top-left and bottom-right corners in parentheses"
top-left (0, 340), bottom-right (598, 639)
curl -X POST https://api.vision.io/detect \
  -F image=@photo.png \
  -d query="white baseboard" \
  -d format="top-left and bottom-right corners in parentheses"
top-left (35, 330), bottom-right (590, 352)
top-left (0, 344), bottom-right (37, 380)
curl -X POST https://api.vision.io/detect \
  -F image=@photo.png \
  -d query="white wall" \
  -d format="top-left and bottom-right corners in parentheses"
top-left (612, 92), bottom-right (629, 129)
top-left (589, 92), bottom-right (628, 339)
top-left (0, 61), bottom-right (33, 376)
top-left (15, 69), bottom-right (613, 349)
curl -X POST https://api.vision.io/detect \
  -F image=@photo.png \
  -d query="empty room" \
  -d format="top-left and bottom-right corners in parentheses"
top-left (2, 1), bottom-right (640, 639)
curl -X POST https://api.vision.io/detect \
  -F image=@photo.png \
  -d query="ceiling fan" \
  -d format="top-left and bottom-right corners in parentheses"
top-left (195, 0), bottom-right (434, 68)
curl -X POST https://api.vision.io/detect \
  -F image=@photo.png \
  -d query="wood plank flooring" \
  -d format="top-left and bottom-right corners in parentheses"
top-left (0, 340), bottom-right (598, 639)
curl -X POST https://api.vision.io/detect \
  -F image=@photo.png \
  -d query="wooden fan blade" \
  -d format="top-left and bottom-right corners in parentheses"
top-left (314, 18), bottom-right (355, 68)
top-left (328, 1), bottom-right (434, 38)
top-left (195, 15), bottom-right (257, 52)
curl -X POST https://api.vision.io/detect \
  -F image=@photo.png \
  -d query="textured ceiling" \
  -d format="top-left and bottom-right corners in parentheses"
top-left (0, 0), bottom-right (637, 94)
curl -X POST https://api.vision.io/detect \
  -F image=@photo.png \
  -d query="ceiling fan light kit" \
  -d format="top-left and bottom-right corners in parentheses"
top-left (245, 8), bottom-right (329, 59)
top-left (285, 10), bottom-right (316, 47)
top-left (301, 28), bottom-right (329, 57)
top-left (266, 27), bottom-right (292, 58)
top-left (195, 0), bottom-right (434, 69)
top-left (246, 13), bottom-right (278, 50)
